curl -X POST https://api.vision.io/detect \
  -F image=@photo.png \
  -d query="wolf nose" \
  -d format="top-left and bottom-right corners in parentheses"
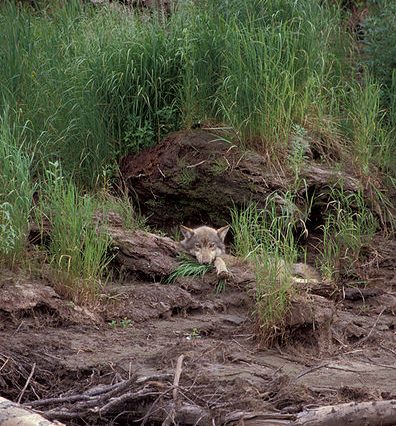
top-left (199, 254), bottom-right (212, 264)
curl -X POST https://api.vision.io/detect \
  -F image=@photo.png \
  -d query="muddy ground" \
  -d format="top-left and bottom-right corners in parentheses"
top-left (0, 231), bottom-right (395, 424)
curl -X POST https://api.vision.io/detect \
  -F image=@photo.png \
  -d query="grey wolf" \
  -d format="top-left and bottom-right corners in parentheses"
top-left (180, 225), bottom-right (231, 279)
top-left (180, 225), bottom-right (230, 264)
top-left (179, 224), bottom-right (320, 283)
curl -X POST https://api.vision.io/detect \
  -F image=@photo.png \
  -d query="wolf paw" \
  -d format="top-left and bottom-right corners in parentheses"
top-left (214, 257), bottom-right (232, 280)
top-left (217, 269), bottom-right (232, 280)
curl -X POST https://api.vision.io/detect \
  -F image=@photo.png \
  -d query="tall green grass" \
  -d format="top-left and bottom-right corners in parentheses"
top-left (0, 107), bottom-right (34, 263)
top-left (231, 194), bottom-right (301, 341)
top-left (0, 1), bottom-right (112, 186)
top-left (177, 0), bottom-right (349, 148)
top-left (0, 1), bottom-right (184, 186)
top-left (318, 187), bottom-right (378, 280)
top-left (2, 0), bottom-right (385, 186)
top-left (0, 0), bottom-right (393, 301)
top-left (345, 77), bottom-right (394, 175)
top-left (36, 162), bottom-right (112, 302)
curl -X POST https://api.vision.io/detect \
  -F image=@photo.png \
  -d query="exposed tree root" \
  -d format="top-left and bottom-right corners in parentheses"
top-left (20, 371), bottom-right (396, 426)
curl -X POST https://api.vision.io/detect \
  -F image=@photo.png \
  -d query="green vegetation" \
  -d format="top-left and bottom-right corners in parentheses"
top-left (109, 317), bottom-right (133, 328)
top-left (231, 187), bottom-right (379, 339)
top-left (361, 0), bottom-right (396, 175)
top-left (363, 0), bottom-right (396, 110)
top-left (165, 257), bottom-right (213, 284)
top-left (0, 0), bottom-right (393, 312)
top-left (36, 161), bottom-right (113, 302)
top-left (231, 195), bottom-right (300, 342)
top-left (1, 0), bottom-right (393, 186)
top-left (31, 160), bottom-right (142, 302)
top-left (185, 328), bottom-right (201, 340)
top-left (318, 187), bottom-right (378, 280)
top-left (0, 107), bottom-right (34, 262)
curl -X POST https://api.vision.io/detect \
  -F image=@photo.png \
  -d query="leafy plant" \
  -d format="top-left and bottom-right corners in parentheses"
top-left (185, 327), bottom-right (201, 340)
top-left (109, 317), bottom-right (133, 329)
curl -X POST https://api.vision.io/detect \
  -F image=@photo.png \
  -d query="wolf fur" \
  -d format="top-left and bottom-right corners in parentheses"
top-left (180, 225), bottom-right (231, 278)
top-left (180, 225), bottom-right (230, 264)
top-left (179, 224), bottom-right (320, 283)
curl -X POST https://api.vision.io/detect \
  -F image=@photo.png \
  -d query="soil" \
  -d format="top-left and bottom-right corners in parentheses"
top-left (0, 232), bottom-right (395, 424)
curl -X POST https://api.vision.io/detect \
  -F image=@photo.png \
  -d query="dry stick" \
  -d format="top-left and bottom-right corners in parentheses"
top-left (0, 356), bottom-right (9, 372)
top-left (138, 388), bottom-right (173, 426)
top-left (28, 376), bottom-right (135, 408)
top-left (352, 307), bottom-right (386, 348)
top-left (162, 354), bottom-right (185, 426)
top-left (43, 389), bottom-right (163, 421)
top-left (295, 363), bottom-right (329, 380)
top-left (172, 354), bottom-right (185, 401)
top-left (380, 343), bottom-right (396, 356)
top-left (17, 362), bottom-right (36, 404)
top-left (98, 390), bottom-right (162, 415)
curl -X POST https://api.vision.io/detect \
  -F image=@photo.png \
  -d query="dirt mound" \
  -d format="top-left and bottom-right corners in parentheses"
top-left (0, 271), bottom-right (99, 327)
top-left (120, 129), bottom-right (362, 228)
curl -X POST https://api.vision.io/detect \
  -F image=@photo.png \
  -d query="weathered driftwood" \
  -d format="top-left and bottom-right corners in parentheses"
top-left (23, 372), bottom-right (396, 426)
top-left (293, 399), bottom-right (396, 426)
top-left (120, 130), bottom-right (361, 227)
top-left (0, 396), bottom-right (65, 426)
top-left (108, 226), bottom-right (180, 278)
top-left (226, 400), bottom-right (396, 426)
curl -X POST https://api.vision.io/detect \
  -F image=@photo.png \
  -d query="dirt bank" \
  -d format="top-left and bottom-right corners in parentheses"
top-left (0, 232), bottom-right (395, 424)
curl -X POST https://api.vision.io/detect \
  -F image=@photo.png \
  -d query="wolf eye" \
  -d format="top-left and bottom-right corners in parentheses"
top-left (209, 242), bottom-right (216, 249)
top-left (194, 243), bottom-right (201, 249)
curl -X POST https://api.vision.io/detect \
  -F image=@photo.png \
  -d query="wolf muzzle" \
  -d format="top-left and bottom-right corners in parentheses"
top-left (196, 249), bottom-right (216, 264)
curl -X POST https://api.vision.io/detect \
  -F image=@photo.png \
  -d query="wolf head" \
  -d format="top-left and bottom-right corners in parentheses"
top-left (180, 225), bottom-right (230, 264)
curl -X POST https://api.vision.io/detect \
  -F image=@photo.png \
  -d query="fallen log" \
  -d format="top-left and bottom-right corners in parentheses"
top-left (120, 129), bottom-right (362, 227)
top-left (293, 399), bottom-right (396, 426)
top-left (108, 225), bottom-right (180, 278)
top-left (0, 396), bottom-right (65, 426)
top-left (225, 400), bottom-right (396, 426)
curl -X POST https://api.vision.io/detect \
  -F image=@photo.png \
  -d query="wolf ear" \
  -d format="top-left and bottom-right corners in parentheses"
top-left (180, 225), bottom-right (194, 240)
top-left (217, 225), bottom-right (230, 242)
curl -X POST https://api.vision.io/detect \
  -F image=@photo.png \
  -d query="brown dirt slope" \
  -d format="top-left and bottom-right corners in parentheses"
top-left (0, 233), bottom-right (395, 424)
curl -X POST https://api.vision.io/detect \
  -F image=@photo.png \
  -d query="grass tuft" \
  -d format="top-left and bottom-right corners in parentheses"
top-left (0, 106), bottom-right (34, 263)
top-left (36, 161), bottom-right (113, 303)
top-left (165, 257), bottom-right (213, 284)
top-left (231, 195), bottom-right (300, 343)
top-left (318, 187), bottom-right (378, 281)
